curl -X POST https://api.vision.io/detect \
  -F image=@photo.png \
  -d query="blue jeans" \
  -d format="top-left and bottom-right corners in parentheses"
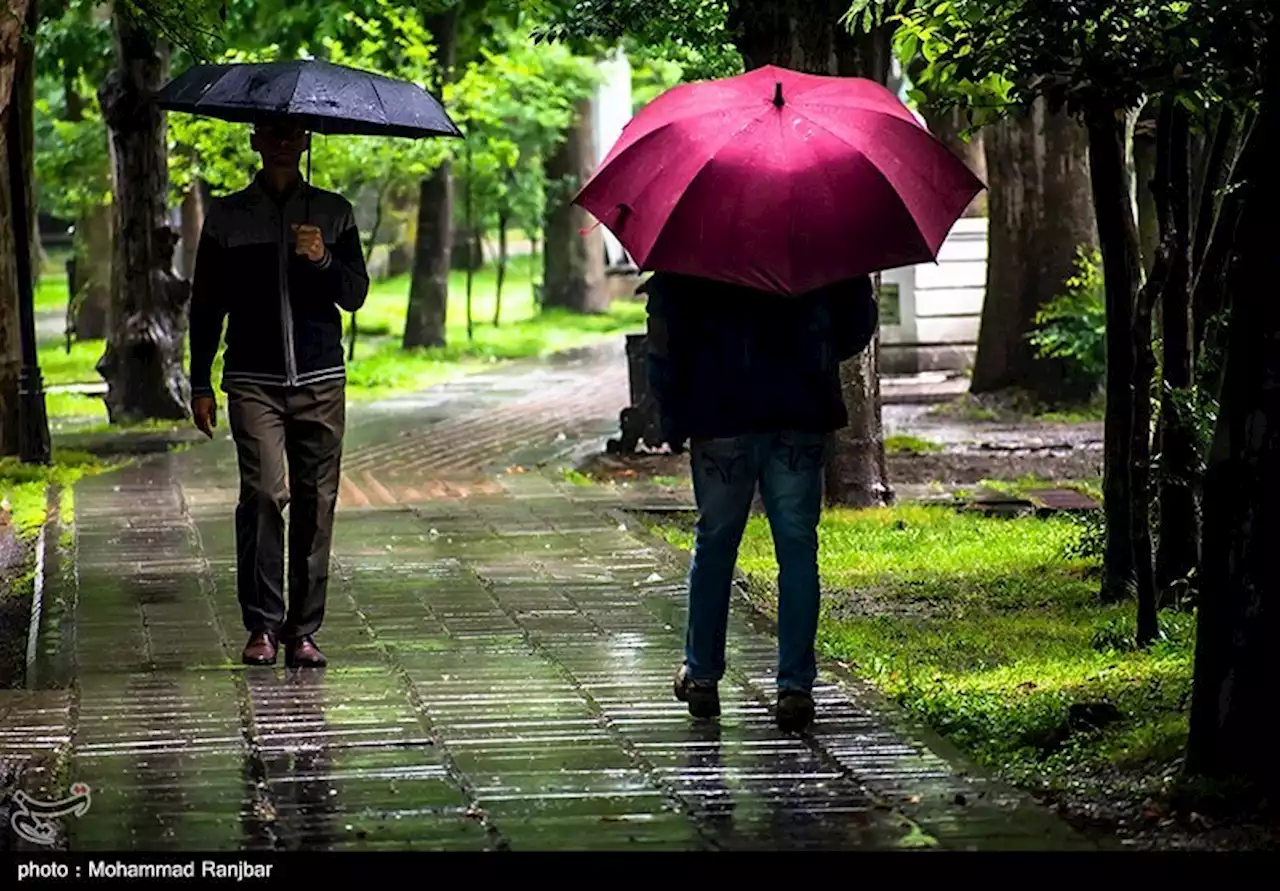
top-left (684, 431), bottom-right (829, 693)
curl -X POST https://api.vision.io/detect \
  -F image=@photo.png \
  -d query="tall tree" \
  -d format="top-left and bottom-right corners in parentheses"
top-left (968, 100), bottom-right (1098, 404)
top-left (402, 5), bottom-right (458, 349)
top-left (36, 0), bottom-right (115, 340)
top-left (895, 0), bottom-right (1264, 637)
top-left (1151, 92), bottom-right (1199, 601)
top-left (1, 0), bottom-right (40, 456)
top-left (35, 0), bottom-right (114, 340)
top-left (541, 93), bottom-right (608, 313)
top-left (1185, 2), bottom-right (1276, 793)
top-left (1132, 101), bottom-right (1160, 277)
top-left (95, 1), bottom-right (187, 421)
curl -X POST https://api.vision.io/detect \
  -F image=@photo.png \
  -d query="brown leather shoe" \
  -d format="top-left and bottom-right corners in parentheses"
top-left (285, 635), bottom-right (327, 668)
top-left (242, 632), bottom-right (277, 665)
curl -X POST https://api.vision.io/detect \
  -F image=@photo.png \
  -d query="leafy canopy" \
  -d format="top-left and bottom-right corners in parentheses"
top-left (856, 0), bottom-right (1268, 124)
top-left (528, 0), bottom-right (742, 79)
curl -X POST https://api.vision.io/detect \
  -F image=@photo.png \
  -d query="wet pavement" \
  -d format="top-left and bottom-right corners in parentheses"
top-left (2, 342), bottom-right (1093, 851)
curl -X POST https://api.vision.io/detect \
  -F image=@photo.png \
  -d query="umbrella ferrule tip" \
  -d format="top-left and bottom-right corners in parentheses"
top-left (773, 82), bottom-right (784, 107)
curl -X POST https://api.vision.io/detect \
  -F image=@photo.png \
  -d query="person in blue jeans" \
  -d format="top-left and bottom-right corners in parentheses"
top-left (642, 271), bottom-right (878, 732)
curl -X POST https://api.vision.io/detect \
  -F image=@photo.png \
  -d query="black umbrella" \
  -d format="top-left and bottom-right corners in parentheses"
top-left (156, 58), bottom-right (463, 214)
top-left (155, 58), bottom-right (463, 138)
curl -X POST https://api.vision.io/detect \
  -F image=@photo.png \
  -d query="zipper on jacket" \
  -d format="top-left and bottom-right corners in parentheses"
top-left (278, 206), bottom-right (298, 386)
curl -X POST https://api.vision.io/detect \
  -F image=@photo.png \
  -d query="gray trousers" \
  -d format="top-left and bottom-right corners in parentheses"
top-left (226, 380), bottom-right (345, 642)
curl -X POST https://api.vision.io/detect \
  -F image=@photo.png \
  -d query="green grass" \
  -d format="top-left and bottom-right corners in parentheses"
top-left (32, 253), bottom-right (645, 425)
top-left (35, 247), bottom-right (71, 314)
top-left (885, 434), bottom-right (943, 455)
top-left (1037, 401), bottom-right (1107, 424)
top-left (0, 448), bottom-right (121, 541)
top-left (559, 468), bottom-right (596, 487)
top-left (973, 473), bottom-right (1105, 505)
top-left (930, 389), bottom-right (1106, 424)
top-left (648, 504), bottom-right (1193, 796)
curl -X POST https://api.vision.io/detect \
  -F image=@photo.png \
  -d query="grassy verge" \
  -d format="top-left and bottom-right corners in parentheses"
top-left (885, 434), bottom-right (943, 455)
top-left (930, 388), bottom-right (1106, 424)
top-left (35, 253), bottom-right (645, 426)
top-left (955, 473), bottom-right (1106, 505)
top-left (0, 448), bottom-right (121, 539)
top-left (646, 504), bottom-right (1193, 807)
top-left (1, 447), bottom-right (123, 687)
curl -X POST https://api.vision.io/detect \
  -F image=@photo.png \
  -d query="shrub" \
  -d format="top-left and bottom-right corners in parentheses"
top-left (1028, 246), bottom-right (1107, 395)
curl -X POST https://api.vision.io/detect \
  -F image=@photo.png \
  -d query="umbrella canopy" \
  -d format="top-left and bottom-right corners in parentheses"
top-left (155, 59), bottom-right (462, 139)
top-left (573, 64), bottom-right (985, 295)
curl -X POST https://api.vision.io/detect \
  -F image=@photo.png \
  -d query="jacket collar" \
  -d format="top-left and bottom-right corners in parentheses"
top-left (248, 170), bottom-right (311, 209)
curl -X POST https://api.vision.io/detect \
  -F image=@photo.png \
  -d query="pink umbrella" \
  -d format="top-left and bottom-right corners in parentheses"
top-left (573, 64), bottom-right (985, 295)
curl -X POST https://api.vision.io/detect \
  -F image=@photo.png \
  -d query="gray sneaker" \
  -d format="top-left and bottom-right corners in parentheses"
top-left (673, 663), bottom-right (720, 719)
top-left (776, 689), bottom-right (815, 733)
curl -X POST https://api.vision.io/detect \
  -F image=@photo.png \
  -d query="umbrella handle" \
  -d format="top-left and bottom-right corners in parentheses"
top-left (305, 141), bottom-right (312, 222)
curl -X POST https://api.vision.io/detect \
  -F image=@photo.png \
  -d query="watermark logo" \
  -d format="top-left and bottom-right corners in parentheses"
top-left (7, 783), bottom-right (92, 846)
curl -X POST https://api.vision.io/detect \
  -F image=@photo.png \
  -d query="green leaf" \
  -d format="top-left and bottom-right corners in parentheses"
top-left (900, 31), bottom-right (920, 63)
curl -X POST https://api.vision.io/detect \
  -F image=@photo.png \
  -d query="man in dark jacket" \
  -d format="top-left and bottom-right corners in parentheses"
top-left (644, 271), bottom-right (878, 732)
top-left (188, 120), bottom-right (369, 668)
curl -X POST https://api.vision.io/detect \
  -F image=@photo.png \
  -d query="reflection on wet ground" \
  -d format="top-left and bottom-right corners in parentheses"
top-left (4, 346), bottom-right (1092, 851)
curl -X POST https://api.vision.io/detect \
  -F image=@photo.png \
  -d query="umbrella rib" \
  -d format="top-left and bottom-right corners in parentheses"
top-left (801, 102), bottom-right (980, 200)
top-left (583, 103), bottom-right (773, 241)
top-left (369, 80), bottom-right (394, 128)
top-left (789, 107), bottom-right (940, 257)
top-left (643, 113), bottom-right (789, 291)
top-left (609, 83), bottom-right (770, 158)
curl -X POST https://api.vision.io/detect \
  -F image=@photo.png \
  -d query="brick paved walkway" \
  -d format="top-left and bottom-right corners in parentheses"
top-left (1, 342), bottom-right (1092, 851)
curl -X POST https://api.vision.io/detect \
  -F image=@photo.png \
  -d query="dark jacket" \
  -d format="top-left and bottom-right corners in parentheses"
top-left (643, 272), bottom-right (878, 447)
top-left (188, 173), bottom-right (369, 398)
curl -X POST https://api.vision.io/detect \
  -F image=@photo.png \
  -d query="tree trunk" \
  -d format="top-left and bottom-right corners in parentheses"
top-left (969, 100), bottom-right (1098, 405)
top-left (1191, 109), bottom-right (1235, 278)
top-left (1134, 103), bottom-right (1160, 279)
top-left (402, 8), bottom-right (458, 349)
top-left (463, 142), bottom-right (474, 341)
top-left (1192, 112), bottom-right (1249, 358)
top-left (0, 0), bottom-right (37, 457)
top-left (923, 105), bottom-right (987, 217)
top-left (530, 230), bottom-right (540, 304)
top-left (1153, 98), bottom-right (1200, 603)
top-left (1085, 105), bottom-right (1144, 603)
top-left (1132, 247), bottom-right (1159, 646)
top-left (1184, 23), bottom-right (1279, 791)
top-left (385, 182), bottom-right (415, 278)
top-left (349, 177), bottom-right (389, 362)
top-left (542, 95), bottom-right (609, 313)
top-left (71, 201), bottom-right (112, 339)
top-left (63, 63), bottom-right (83, 121)
top-left (826, 283), bottom-right (892, 506)
top-left (178, 179), bottom-right (205, 281)
top-left (451, 226), bottom-right (483, 271)
top-left (404, 164), bottom-right (451, 348)
top-left (494, 209), bottom-right (507, 326)
top-left (96, 4), bottom-right (187, 422)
